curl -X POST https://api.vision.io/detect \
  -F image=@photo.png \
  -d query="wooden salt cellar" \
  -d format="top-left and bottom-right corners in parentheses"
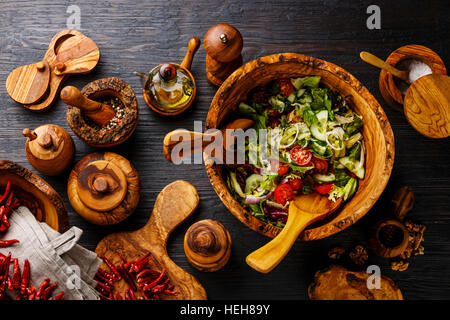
top-left (22, 124), bottom-right (75, 176)
top-left (67, 152), bottom-right (140, 225)
top-left (6, 30), bottom-right (100, 112)
top-left (378, 44), bottom-right (447, 111)
top-left (184, 219), bottom-right (232, 272)
top-left (369, 187), bottom-right (414, 258)
top-left (204, 24), bottom-right (243, 87)
top-left (64, 77), bottom-right (139, 148)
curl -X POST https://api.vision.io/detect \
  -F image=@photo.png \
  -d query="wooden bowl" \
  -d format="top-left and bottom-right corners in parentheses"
top-left (0, 159), bottom-right (69, 232)
top-left (205, 53), bottom-right (395, 241)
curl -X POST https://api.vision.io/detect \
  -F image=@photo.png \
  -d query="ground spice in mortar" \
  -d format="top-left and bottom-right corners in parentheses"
top-left (396, 59), bottom-right (433, 94)
top-left (83, 97), bottom-right (125, 131)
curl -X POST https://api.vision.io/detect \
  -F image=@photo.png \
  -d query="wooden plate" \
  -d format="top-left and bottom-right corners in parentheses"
top-left (205, 53), bottom-right (395, 241)
top-left (0, 159), bottom-right (68, 232)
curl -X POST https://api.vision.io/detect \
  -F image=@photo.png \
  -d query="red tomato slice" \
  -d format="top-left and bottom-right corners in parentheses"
top-left (268, 117), bottom-right (280, 128)
top-left (290, 146), bottom-right (312, 166)
top-left (311, 157), bottom-right (328, 174)
top-left (277, 163), bottom-right (290, 175)
top-left (274, 184), bottom-right (294, 205)
top-left (288, 178), bottom-right (303, 190)
top-left (276, 78), bottom-right (294, 97)
top-left (268, 106), bottom-right (281, 117)
top-left (314, 183), bottom-right (334, 195)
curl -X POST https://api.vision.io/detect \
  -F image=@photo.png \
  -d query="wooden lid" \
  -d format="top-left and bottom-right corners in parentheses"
top-left (6, 60), bottom-right (50, 105)
top-left (68, 152), bottom-right (140, 225)
top-left (76, 160), bottom-right (128, 212)
top-left (404, 74), bottom-right (450, 138)
top-left (204, 24), bottom-right (243, 63)
top-left (23, 125), bottom-right (66, 161)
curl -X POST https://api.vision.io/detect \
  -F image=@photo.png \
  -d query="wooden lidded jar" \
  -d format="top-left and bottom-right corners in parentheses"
top-left (23, 124), bottom-right (75, 176)
top-left (64, 77), bottom-right (139, 148)
top-left (67, 152), bottom-right (140, 225)
top-left (204, 24), bottom-right (243, 87)
top-left (184, 219), bottom-right (232, 272)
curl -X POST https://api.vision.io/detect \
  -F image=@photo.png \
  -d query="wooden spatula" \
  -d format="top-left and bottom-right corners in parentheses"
top-left (360, 51), bottom-right (410, 83)
top-left (403, 74), bottom-right (450, 138)
top-left (246, 193), bottom-right (343, 273)
top-left (95, 180), bottom-right (207, 300)
top-left (60, 86), bottom-right (116, 127)
top-left (163, 118), bottom-right (254, 162)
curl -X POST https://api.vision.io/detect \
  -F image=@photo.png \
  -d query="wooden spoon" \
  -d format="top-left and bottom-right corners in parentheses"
top-left (360, 51), bottom-right (410, 83)
top-left (163, 118), bottom-right (254, 162)
top-left (403, 74), bottom-right (450, 138)
top-left (60, 86), bottom-right (116, 127)
top-left (246, 193), bottom-right (343, 273)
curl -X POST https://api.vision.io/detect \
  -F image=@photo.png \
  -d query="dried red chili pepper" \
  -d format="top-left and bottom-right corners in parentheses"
top-left (95, 272), bottom-right (114, 286)
top-left (100, 256), bottom-right (121, 281)
top-left (41, 281), bottom-right (58, 300)
top-left (164, 289), bottom-right (180, 296)
top-left (36, 278), bottom-right (50, 299)
top-left (0, 239), bottom-right (19, 248)
top-left (0, 253), bottom-right (11, 292)
top-left (54, 292), bottom-right (65, 300)
top-left (6, 276), bottom-right (13, 291)
top-left (5, 191), bottom-right (14, 208)
top-left (117, 265), bottom-right (137, 291)
top-left (142, 269), bottom-right (165, 291)
top-left (12, 258), bottom-right (21, 290)
top-left (0, 181), bottom-right (11, 205)
top-left (124, 288), bottom-right (137, 300)
top-left (95, 280), bottom-right (111, 294)
top-left (130, 252), bottom-right (152, 273)
top-left (20, 259), bottom-right (30, 296)
top-left (115, 292), bottom-right (123, 300)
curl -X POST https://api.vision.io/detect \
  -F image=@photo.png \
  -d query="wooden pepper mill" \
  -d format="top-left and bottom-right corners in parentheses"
top-left (369, 187), bottom-right (414, 258)
top-left (67, 152), bottom-right (140, 225)
top-left (184, 219), bottom-right (232, 272)
top-left (22, 124), bottom-right (75, 176)
top-left (204, 24), bottom-right (243, 87)
top-left (63, 78), bottom-right (139, 148)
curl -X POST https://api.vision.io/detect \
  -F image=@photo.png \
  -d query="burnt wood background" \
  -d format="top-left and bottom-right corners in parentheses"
top-left (0, 0), bottom-right (449, 300)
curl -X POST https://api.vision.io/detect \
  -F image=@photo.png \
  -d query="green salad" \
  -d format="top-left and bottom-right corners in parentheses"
top-left (226, 76), bottom-right (365, 227)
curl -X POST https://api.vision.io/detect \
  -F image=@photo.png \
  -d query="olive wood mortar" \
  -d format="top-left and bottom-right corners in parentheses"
top-left (67, 152), bottom-right (140, 225)
top-left (65, 77), bottom-right (138, 148)
top-left (0, 159), bottom-right (69, 232)
top-left (205, 53), bottom-right (395, 241)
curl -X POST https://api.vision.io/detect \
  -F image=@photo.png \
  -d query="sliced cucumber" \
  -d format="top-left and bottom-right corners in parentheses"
top-left (311, 140), bottom-right (327, 155)
top-left (287, 92), bottom-right (296, 103)
top-left (310, 110), bottom-right (328, 141)
top-left (339, 157), bottom-right (365, 179)
top-left (313, 173), bottom-right (335, 182)
top-left (342, 178), bottom-right (358, 200)
top-left (245, 174), bottom-right (264, 193)
top-left (229, 171), bottom-right (246, 198)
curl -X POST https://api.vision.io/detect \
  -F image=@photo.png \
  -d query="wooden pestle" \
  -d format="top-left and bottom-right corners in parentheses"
top-left (60, 86), bottom-right (116, 127)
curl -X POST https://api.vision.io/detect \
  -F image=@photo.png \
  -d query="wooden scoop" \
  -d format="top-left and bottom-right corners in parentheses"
top-left (246, 193), bottom-right (343, 273)
top-left (163, 118), bottom-right (254, 162)
top-left (60, 86), bottom-right (116, 127)
top-left (403, 74), bottom-right (450, 138)
top-left (360, 51), bottom-right (410, 83)
top-left (95, 180), bottom-right (207, 300)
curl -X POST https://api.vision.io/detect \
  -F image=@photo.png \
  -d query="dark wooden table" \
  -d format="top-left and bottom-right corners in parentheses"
top-left (1, 0), bottom-right (449, 300)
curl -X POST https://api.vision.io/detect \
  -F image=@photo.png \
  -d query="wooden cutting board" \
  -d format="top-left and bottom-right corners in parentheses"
top-left (95, 180), bottom-right (207, 300)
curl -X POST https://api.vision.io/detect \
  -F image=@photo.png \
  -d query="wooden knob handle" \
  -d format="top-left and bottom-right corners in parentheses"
top-left (22, 128), bottom-right (37, 141)
top-left (36, 61), bottom-right (45, 71)
top-left (180, 37), bottom-right (201, 71)
top-left (204, 24), bottom-right (243, 63)
top-left (60, 86), bottom-right (116, 127)
top-left (93, 177), bottom-right (109, 193)
top-left (37, 132), bottom-right (53, 149)
top-left (360, 51), bottom-right (409, 83)
top-left (184, 219), bottom-right (232, 272)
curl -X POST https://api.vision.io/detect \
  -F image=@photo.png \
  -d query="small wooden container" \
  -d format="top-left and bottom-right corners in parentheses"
top-left (22, 124), bottom-right (75, 176)
top-left (184, 219), bottom-right (232, 272)
top-left (369, 219), bottom-right (409, 258)
top-left (65, 77), bottom-right (139, 148)
top-left (67, 152), bottom-right (140, 225)
top-left (379, 44), bottom-right (447, 111)
top-left (204, 24), bottom-right (243, 87)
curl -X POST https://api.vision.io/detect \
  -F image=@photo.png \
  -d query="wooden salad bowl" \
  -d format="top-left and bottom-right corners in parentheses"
top-left (205, 53), bottom-right (395, 241)
top-left (0, 159), bottom-right (69, 232)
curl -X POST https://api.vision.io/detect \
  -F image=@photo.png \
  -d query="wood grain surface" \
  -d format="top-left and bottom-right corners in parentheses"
top-left (0, 0), bottom-right (449, 300)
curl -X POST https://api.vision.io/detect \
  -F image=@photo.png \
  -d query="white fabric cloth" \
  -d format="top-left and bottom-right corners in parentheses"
top-left (0, 206), bottom-right (100, 300)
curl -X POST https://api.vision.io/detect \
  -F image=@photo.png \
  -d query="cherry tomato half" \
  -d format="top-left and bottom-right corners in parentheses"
top-left (311, 157), bottom-right (328, 174)
top-left (288, 178), bottom-right (303, 191)
top-left (276, 78), bottom-right (294, 97)
top-left (269, 159), bottom-right (289, 175)
top-left (314, 183), bottom-right (334, 195)
top-left (290, 145), bottom-right (312, 166)
top-left (268, 106), bottom-right (281, 117)
top-left (274, 184), bottom-right (294, 205)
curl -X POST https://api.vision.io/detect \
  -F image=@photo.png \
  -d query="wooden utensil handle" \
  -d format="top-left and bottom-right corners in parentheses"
top-left (60, 86), bottom-right (116, 127)
top-left (181, 37), bottom-right (201, 70)
top-left (360, 51), bottom-right (409, 82)
top-left (246, 213), bottom-right (311, 274)
top-left (163, 129), bottom-right (219, 162)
